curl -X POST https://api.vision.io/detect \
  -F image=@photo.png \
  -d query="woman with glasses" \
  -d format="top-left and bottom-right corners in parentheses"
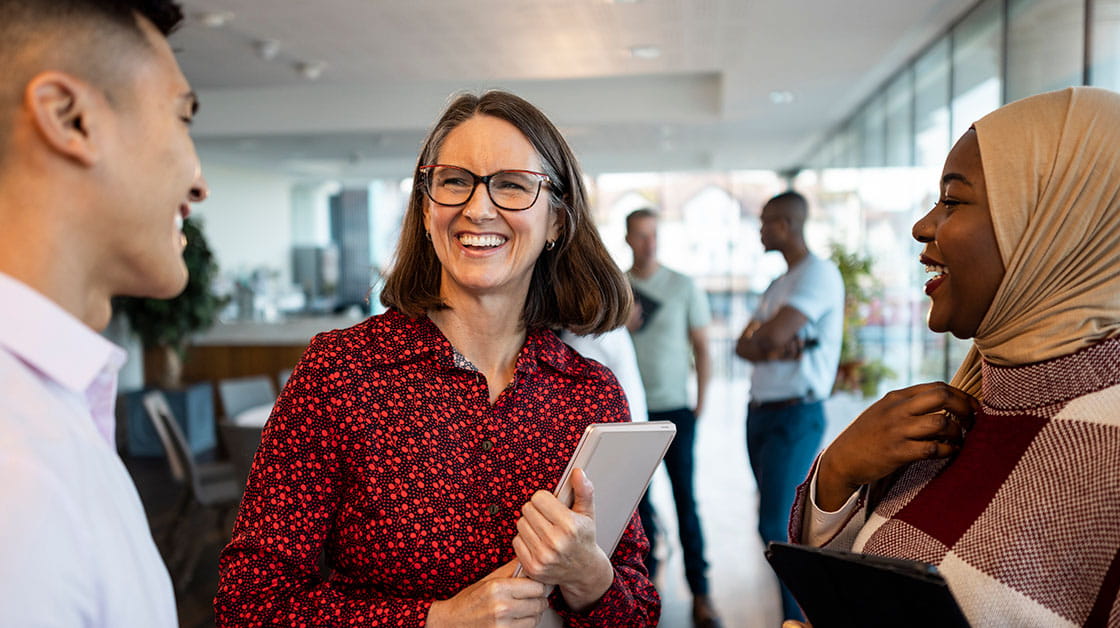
top-left (215, 91), bottom-right (658, 627)
top-left (785, 87), bottom-right (1120, 627)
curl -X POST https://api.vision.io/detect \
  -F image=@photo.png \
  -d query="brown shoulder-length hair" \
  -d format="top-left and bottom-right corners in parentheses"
top-left (380, 90), bottom-right (631, 335)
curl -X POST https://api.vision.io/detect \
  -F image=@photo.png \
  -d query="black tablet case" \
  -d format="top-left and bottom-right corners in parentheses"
top-left (765, 541), bottom-right (970, 628)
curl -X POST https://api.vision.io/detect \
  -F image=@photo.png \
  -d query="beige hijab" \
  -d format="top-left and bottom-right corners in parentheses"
top-left (951, 87), bottom-right (1120, 397)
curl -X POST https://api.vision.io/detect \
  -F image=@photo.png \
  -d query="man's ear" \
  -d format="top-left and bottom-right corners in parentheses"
top-left (24, 71), bottom-right (102, 167)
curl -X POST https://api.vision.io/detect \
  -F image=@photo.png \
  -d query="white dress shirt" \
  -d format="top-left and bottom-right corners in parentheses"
top-left (0, 273), bottom-right (177, 627)
top-left (559, 327), bottom-right (648, 422)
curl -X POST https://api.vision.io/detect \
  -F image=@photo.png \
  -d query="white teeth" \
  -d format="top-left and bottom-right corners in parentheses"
top-left (924, 263), bottom-right (948, 276)
top-left (175, 214), bottom-right (183, 230)
top-left (458, 234), bottom-right (506, 247)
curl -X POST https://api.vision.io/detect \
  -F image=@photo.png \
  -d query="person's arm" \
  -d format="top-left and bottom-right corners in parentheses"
top-left (814, 382), bottom-right (978, 511)
top-left (735, 305), bottom-right (807, 363)
top-left (689, 324), bottom-right (710, 418)
top-left (0, 458), bottom-right (97, 628)
top-left (513, 371), bottom-right (659, 627)
top-left (216, 335), bottom-right (541, 627)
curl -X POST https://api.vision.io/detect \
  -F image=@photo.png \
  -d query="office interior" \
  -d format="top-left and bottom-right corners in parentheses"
top-left (107, 1), bottom-right (1120, 626)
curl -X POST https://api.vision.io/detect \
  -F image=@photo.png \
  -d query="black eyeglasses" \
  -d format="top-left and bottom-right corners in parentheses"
top-left (418, 164), bottom-right (550, 211)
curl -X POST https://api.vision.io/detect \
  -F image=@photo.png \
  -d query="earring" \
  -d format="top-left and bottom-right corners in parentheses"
top-left (425, 231), bottom-right (432, 241)
top-left (545, 239), bottom-right (556, 251)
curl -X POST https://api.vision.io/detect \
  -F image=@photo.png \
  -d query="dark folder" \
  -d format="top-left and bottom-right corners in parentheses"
top-left (765, 541), bottom-right (970, 628)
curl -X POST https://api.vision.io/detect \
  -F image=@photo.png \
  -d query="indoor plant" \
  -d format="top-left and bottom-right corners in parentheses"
top-left (830, 242), bottom-right (894, 397)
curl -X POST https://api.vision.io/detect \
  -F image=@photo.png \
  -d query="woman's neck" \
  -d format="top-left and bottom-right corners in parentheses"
top-left (428, 294), bottom-right (528, 403)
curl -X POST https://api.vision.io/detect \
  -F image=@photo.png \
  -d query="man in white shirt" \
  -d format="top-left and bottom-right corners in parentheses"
top-left (735, 191), bottom-right (844, 623)
top-left (0, 1), bottom-right (208, 625)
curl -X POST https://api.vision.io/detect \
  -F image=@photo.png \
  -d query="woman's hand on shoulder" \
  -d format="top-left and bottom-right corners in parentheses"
top-left (426, 560), bottom-right (548, 628)
top-left (513, 468), bottom-right (614, 612)
top-left (817, 382), bottom-right (979, 511)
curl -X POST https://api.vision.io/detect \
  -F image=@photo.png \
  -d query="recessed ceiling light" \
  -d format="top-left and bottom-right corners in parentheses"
top-left (295, 61), bottom-right (328, 80)
top-left (769, 90), bottom-right (795, 104)
top-left (195, 11), bottom-right (234, 28)
top-left (254, 39), bottom-right (281, 61)
top-left (629, 45), bottom-right (661, 60)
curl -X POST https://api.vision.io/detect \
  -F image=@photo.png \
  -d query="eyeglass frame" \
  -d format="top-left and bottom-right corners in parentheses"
top-left (417, 164), bottom-right (552, 211)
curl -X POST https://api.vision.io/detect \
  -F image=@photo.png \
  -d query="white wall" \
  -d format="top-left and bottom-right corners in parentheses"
top-left (190, 160), bottom-right (296, 287)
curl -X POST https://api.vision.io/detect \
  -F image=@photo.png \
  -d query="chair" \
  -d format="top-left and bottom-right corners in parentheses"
top-left (277, 367), bottom-right (293, 391)
top-left (217, 375), bottom-right (275, 421)
top-left (141, 391), bottom-right (242, 592)
top-left (218, 421), bottom-right (264, 484)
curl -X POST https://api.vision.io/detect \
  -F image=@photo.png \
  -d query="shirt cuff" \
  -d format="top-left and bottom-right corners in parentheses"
top-left (802, 463), bottom-right (862, 547)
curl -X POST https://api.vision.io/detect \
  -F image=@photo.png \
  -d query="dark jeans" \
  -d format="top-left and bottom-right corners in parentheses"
top-left (638, 407), bottom-right (709, 596)
top-left (747, 399), bottom-right (826, 622)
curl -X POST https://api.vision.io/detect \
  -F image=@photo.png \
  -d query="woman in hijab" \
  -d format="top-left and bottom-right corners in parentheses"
top-left (789, 87), bottom-right (1120, 626)
top-left (215, 91), bottom-right (657, 627)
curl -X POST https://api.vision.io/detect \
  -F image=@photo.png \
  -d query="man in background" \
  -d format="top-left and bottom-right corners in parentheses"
top-left (625, 208), bottom-right (720, 628)
top-left (0, 0), bottom-right (208, 624)
top-left (735, 191), bottom-right (843, 622)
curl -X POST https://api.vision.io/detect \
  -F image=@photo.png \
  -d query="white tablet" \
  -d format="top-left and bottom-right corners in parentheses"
top-left (552, 420), bottom-right (676, 556)
top-left (522, 421), bottom-right (675, 627)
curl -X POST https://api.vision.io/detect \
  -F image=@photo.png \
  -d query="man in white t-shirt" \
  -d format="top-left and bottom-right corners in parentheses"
top-left (735, 191), bottom-right (843, 622)
top-left (0, 2), bottom-right (208, 624)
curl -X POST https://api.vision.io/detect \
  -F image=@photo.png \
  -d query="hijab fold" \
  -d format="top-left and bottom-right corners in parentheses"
top-left (950, 87), bottom-right (1120, 397)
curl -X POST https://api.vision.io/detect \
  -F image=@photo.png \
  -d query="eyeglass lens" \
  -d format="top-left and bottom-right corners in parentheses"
top-left (426, 166), bottom-right (543, 210)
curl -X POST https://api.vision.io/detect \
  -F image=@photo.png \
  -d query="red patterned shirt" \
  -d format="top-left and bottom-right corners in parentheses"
top-left (215, 310), bottom-right (659, 627)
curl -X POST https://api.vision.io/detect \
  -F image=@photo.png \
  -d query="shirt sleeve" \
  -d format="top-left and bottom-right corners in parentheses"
top-left (550, 367), bottom-right (660, 627)
top-left (599, 328), bottom-right (648, 422)
top-left (551, 512), bottom-right (660, 627)
top-left (686, 276), bottom-right (711, 330)
top-left (214, 335), bottom-right (431, 627)
top-left (788, 455), bottom-right (866, 551)
top-left (785, 258), bottom-right (844, 324)
top-left (0, 458), bottom-right (95, 628)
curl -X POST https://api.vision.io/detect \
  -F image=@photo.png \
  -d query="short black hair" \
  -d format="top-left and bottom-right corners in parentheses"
top-left (625, 208), bottom-right (658, 234)
top-left (0, 0), bottom-right (184, 162)
top-left (768, 190), bottom-right (808, 209)
top-left (0, 0), bottom-right (184, 38)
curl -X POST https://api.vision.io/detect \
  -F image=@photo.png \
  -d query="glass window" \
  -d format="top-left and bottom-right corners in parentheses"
top-left (1090, 0), bottom-right (1120, 89)
top-left (951, 0), bottom-right (1004, 140)
top-left (1007, 0), bottom-right (1085, 101)
top-left (885, 69), bottom-right (915, 167)
top-left (858, 95), bottom-right (887, 168)
top-left (915, 39), bottom-right (952, 169)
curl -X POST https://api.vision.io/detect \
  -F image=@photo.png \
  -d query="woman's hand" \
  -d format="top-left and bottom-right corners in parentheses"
top-left (513, 469), bottom-right (614, 612)
top-left (817, 382), bottom-right (979, 511)
top-left (426, 560), bottom-right (548, 628)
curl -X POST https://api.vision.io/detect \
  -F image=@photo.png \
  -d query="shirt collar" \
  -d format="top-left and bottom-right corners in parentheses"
top-left (382, 309), bottom-right (583, 377)
top-left (0, 272), bottom-right (126, 394)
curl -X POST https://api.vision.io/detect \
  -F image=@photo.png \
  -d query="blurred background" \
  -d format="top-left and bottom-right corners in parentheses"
top-left (109, 1), bottom-right (1119, 625)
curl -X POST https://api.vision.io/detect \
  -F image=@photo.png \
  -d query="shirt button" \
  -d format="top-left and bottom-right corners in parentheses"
top-left (487, 504), bottom-right (500, 515)
top-left (480, 439), bottom-right (495, 451)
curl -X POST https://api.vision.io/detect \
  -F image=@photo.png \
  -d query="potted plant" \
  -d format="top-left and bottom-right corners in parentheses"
top-left (830, 242), bottom-right (894, 398)
top-left (115, 216), bottom-right (226, 389)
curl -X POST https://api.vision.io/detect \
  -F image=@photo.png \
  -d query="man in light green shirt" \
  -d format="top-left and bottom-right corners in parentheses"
top-left (625, 209), bottom-right (719, 628)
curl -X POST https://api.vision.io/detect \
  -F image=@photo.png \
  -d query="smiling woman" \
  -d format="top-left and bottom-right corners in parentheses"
top-left (215, 91), bottom-right (658, 628)
top-left (787, 87), bottom-right (1120, 627)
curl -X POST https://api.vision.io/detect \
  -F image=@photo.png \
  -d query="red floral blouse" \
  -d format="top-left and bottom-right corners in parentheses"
top-left (214, 310), bottom-right (659, 627)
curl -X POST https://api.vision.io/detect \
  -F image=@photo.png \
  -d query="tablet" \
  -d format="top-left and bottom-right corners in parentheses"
top-left (523, 421), bottom-right (675, 628)
top-left (514, 421), bottom-right (675, 575)
top-left (765, 541), bottom-right (970, 627)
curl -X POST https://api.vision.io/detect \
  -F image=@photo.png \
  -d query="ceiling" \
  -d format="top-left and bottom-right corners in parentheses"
top-left (175, 0), bottom-right (977, 182)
